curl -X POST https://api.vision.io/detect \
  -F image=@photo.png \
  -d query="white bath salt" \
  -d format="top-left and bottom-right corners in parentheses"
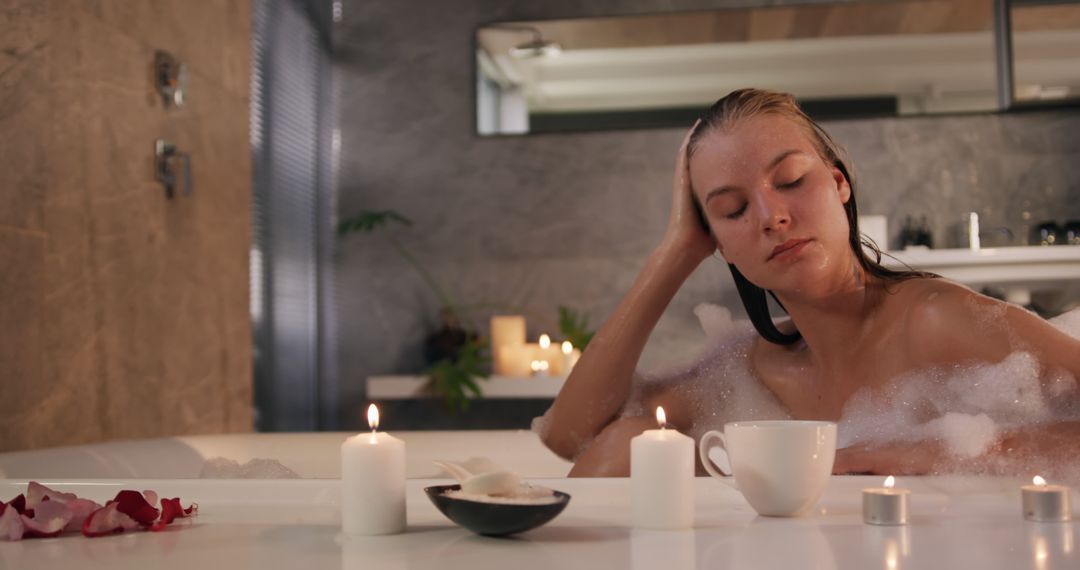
top-left (444, 485), bottom-right (560, 505)
top-left (199, 457), bottom-right (300, 479)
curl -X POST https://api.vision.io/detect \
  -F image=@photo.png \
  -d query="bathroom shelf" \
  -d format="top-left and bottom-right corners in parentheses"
top-left (881, 245), bottom-right (1080, 288)
top-left (367, 375), bottom-right (565, 400)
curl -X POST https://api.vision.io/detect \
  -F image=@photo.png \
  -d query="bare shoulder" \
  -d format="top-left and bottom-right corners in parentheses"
top-left (886, 277), bottom-right (1024, 365)
top-left (885, 278), bottom-right (989, 326)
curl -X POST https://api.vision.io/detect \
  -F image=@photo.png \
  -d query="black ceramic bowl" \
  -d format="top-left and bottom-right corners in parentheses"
top-left (424, 484), bottom-right (571, 537)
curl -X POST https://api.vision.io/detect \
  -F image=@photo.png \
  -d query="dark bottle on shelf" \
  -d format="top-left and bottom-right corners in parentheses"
top-left (916, 216), bottom-right (933, 248)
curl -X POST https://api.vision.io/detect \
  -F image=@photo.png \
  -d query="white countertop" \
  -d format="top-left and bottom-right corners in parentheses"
top-left (1, 476), bottom-right (1075, 569)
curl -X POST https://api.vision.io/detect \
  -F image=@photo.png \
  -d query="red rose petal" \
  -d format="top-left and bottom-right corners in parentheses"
top-left (27, 481), bottom-right (78, 509)
top-left (65, 498), bottom-right (103, 529)
top-left (112, 490), bottom-right (159, 527)
top-left (0, 505), bottom-right (25, 541)
top-left (150, 497), bottom-right (198, 532)
top-left (7, 494), bottom-right (29, 515)
top-left (21, 500), bottom-right (72, 539)
top-left (81, 502), bottom-right (139, 538)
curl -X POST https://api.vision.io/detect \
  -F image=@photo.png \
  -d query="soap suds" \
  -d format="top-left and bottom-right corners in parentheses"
top-left (535, 302), bottom-right (1080, 480)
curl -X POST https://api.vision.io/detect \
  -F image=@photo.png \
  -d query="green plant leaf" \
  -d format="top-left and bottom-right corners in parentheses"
top-left (558, 305), bottom-right (595, 350)
top-left (337, 210), bottom-right (413, 235)
top-left (423, 336), bottom-right (491, 413)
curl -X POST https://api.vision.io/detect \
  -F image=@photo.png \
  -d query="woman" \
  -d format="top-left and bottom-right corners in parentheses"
top-left (537, 89), bottom-right (1080, 478)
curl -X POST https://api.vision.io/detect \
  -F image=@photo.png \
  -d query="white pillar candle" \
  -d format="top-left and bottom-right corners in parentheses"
top-left (863, 476), bottom-right (910, 526)
top-left (341, 404), bottom-right (406, 535)
top-left (490, 315), bottom-right (526, 375)
top-left (631, 407), bottom-right (695, 530)
top-left (1022, 475), bottom-right (1072, 522)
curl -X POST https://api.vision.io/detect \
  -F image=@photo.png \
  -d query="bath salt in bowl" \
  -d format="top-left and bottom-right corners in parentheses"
top-left (424, 484), bottom-right (570, 536)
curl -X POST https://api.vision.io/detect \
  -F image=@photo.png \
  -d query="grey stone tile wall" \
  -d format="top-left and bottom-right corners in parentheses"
top-left (331, 0), bottom-right (1080, 429)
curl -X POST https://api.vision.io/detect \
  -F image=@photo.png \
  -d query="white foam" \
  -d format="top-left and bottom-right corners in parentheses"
top-left (199, 457), bottom-right (300, 479)
top-left (537, 302), bottom-right (1080, 478)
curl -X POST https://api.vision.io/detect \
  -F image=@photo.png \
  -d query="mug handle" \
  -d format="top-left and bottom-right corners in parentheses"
top-left (698, 430), bottom-right (731, 478)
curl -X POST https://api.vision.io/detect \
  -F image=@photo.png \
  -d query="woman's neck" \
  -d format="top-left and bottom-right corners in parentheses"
top-left (773, 259), bottom-right (884, 366)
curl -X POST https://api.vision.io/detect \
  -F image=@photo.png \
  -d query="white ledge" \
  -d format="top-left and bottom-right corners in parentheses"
top-left (880, 245), bottom-right (1080, 287)
top-left (367, 375), bottom-right (565, 400)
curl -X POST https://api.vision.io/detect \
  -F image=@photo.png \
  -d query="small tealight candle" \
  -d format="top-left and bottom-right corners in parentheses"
top-left (1022, 475), bottom-right (1072, 522)
top-left (863, 476), bottom-right (910, 526)
top-left (630, 406), bottom-right (694, 530)
top-left (341, 404), bottom-right (406, 535)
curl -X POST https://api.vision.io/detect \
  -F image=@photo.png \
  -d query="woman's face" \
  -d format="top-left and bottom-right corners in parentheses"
top-left (689, 114), bottom-right (854, 296)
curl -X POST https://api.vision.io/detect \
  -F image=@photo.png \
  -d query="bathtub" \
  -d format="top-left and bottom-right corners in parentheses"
top-left (0, 431), bottom-right (571, 479)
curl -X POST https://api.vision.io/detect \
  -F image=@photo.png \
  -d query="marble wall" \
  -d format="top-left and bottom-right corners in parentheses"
top-left (332, 0), bottom-right (1080, 429)
top-left (0, 0), bottom-right (253, 451)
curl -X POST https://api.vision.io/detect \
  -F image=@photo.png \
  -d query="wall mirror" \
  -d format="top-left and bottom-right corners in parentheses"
top-left (476, 0), bottom-right (1078, 135)
top-left (1009, 1), bottom-right (1080, 106)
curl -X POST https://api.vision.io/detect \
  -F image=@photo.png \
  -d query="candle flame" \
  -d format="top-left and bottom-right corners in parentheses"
top-left (655, 406), bottom-right (667, 428)
top-left (884, 475), bottom-right (895, 489)
top-left (367, 404), bottom-right (379, 431)
top-left (1033, 475), bottom-right (1047, 486)
top-left (539, 334), bottom-right (551, 349)
top-left (561, 340), bottom-right (573, 355)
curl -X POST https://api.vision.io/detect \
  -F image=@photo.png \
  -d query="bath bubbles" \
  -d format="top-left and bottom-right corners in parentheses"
top-left (535, 299), bottom-right (1080, 480)
top-left (619, 304), bottom-right (789, 443)
top-left (200, 457), bottom-right (300, 479)
top-left (839, 308), bottom-right (1080, 477)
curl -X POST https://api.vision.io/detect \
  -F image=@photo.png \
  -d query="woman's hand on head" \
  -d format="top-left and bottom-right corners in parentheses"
top-left (659, 121), bottom-right (715, 264)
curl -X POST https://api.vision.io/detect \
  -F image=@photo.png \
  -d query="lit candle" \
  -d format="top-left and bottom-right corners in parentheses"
top-left (630, 406), bottom-right (694, 529)
top-left (863, 476), bottom-right (910, 526)
top-left (560, 341), bottom-right (581, 374)
top-left (1022, 475), bottom-right (1072, 522)
top-left (340, 404), bottom-right (406, 535)
top-left (529, 359), bottom-right (550, 376)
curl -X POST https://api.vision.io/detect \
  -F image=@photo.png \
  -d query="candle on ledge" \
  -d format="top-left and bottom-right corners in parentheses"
top-left (561, 341), bottom-right (581, 374)
top-left (341, 404), bottom-right (406, 535)
top-left (490, 315), bottom-right (526, 375)
top-left (863, 476), bottom-right (910, 526)
top-left (530, 359), bottom-right (550, 376)
top-left (631, 406), bottom-right (694, 530)
top-left (1022, 475), bottom-right (1072, 522)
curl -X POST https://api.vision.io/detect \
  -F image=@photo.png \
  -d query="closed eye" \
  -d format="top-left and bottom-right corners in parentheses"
top-left (725, 203), bottom-right (747, 219)
top-left (777, 176), bottom-right (804, 190)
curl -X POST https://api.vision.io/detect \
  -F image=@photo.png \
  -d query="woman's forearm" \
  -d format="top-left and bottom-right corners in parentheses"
top-left (539, 241), bottom-right (703, 460)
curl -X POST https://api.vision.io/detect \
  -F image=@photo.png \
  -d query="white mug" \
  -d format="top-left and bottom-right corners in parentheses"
top-left (699, 420), bottom-right (837, 517)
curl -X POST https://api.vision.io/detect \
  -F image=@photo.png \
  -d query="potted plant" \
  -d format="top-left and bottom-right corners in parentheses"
top-left (338, 210), bottom-right (489, 412)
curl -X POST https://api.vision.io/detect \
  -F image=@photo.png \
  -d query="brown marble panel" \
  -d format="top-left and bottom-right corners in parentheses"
top-left (0, 0), bottom-right (48, 231)
top-left (0, 228), bottom-right (45, 451)
top-left (0, 0), bottom-right (251, 451)
top-left (82, 0), bottom-right (250, 97)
